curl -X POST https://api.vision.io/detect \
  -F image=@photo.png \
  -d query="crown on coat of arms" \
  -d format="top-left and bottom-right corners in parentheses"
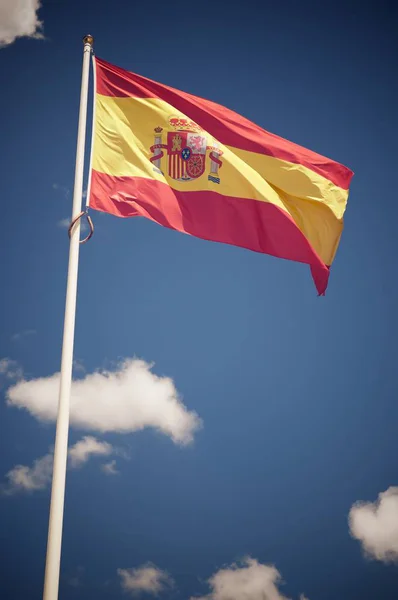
top-left (168, 117), bottom-right (203, 133)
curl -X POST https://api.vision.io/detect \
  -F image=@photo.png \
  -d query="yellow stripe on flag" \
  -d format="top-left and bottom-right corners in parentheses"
top-left (92, 94), bottom-right (348, 265)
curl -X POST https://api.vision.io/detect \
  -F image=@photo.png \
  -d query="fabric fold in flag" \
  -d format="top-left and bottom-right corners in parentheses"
top-left (88, 57), bottom-right (354, 295)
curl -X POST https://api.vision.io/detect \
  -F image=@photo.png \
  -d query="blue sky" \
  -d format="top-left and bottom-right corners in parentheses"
top-left (1, 1), bottom-right (398, 599)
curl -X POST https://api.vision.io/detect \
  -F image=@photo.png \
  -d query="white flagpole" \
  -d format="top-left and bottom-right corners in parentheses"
top-left (42, 34), bottom-right (94, 600)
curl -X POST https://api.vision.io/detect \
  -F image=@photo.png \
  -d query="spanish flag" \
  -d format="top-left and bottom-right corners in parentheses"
top-left (88, 57), bottom-right (353, 295)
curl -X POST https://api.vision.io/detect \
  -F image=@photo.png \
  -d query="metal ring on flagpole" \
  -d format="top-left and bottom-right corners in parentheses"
top-left (68, 211), bottom-right (94, 244)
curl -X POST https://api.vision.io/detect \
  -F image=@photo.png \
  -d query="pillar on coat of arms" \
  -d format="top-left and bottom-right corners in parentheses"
top-left (152, 127), bottom-right (163, 173)
top-left (209, 143), bottom-right (222, 184)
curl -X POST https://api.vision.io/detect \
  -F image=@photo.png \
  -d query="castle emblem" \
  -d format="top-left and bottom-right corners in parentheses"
top-left (150, 117), bottom-right (223, 184)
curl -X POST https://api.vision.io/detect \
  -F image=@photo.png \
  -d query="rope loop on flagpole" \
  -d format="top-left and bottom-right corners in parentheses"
top-left (67, 210), bottom-right (94, 244)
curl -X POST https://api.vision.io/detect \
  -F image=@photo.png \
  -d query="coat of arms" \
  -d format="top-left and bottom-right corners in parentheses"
top-left (150, 117), bottom-right (223, 184)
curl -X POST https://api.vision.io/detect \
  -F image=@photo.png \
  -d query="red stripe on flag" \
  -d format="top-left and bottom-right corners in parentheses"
top-left (89, 169), bottom-right (330, 295)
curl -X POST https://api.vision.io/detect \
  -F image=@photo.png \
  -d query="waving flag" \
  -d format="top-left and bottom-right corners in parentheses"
top-left (88, 57), bottom-right (353, 295)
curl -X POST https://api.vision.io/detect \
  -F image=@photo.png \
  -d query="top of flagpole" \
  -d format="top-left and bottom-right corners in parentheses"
top-left (83, 34), bottom-right (94, 46)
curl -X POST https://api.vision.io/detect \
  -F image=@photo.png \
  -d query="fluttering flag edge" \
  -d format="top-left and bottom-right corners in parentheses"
top-left (87, 56), bottom-right (354, 296)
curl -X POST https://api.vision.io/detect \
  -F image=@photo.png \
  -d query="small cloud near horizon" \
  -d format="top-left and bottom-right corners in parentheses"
top-left (118, 564), bottom-right (174, 596)
top-left (349, 487), bottom-right (398, 564)
top-left (190, 557), bottom-right (309, 600)
top-left (1, 436), bottom-right (119, 495)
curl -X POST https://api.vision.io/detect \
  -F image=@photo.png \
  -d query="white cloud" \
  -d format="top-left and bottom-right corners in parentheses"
top-left (190, 557), bottom-right (308, 600)
top-left (0, 358), bottom-right (23, 380)
top-left (2, 452), bottom-right (53, 494)
top-left (118, 564), bottom-right (174, 596)
top-left (2, 437), bottom-right (116, 494)
top-left (101, 460), bottom-right (119, 476)
top-left (0, 0), bottom-right (43, 47)
top-left (68, 436), bottom-right (113, 468)
top-left (349, 486), bottom-right (398, 563)
top-left (7, 358), bottom-right (202, 445)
